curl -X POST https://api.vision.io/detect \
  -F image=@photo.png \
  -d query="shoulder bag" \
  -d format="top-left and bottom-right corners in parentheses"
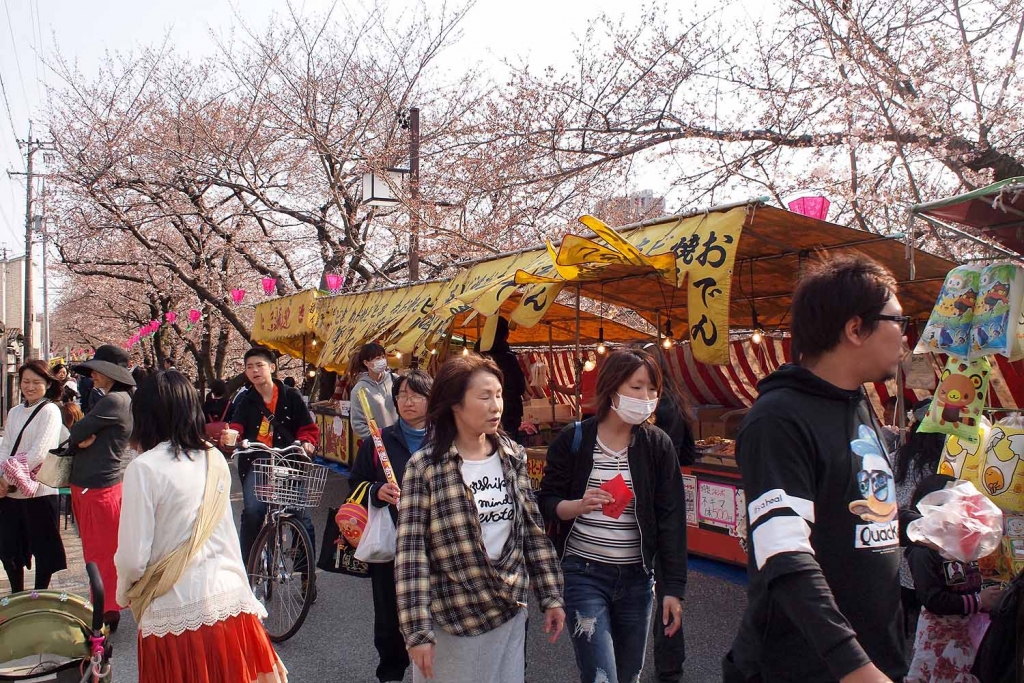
top-left (204, 399), bottom-right (232, 441)
top-left (4, 401), bottom-right (57, 491)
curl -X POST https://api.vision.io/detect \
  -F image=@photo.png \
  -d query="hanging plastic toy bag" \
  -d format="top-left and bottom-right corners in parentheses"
top-left (978, 415), bottom-right (1024, 513)
top-left (919, 356), bottom-right (991, 443)
top-left (937, 418), bottom-right (991, 480)
top-left (916, 265), bottom-right (982, 357)
top-left (907, 479), bottom-right (1004, 562)
top-left (971, 263), bottom-right (1024, 359)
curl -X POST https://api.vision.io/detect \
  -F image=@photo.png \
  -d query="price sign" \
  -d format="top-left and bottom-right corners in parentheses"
top-left (682, 475), bottom-right (698, 526)
top-left (698, 480), bottom-right (737, 530)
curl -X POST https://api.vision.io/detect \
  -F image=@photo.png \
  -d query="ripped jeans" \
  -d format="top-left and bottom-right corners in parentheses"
top-left (562, 554), bottom-right (655, 683)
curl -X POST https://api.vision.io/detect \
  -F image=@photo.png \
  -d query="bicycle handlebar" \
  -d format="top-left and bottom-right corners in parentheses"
top-left (234, 440), bottom-right (312, 463)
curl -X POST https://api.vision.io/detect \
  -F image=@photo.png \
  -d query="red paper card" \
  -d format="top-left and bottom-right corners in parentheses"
top-left (600, 474), bottom-right (634, 519)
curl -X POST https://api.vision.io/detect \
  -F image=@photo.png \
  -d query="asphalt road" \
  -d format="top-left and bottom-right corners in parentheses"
top-left (99, 467), bottom-right (748, 683)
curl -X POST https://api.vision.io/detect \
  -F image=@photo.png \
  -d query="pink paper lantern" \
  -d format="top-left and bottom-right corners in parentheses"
top-left (230, 289), bottom-right (246, 305)
top-left (262, 277), bottom-right (278, 296)
top-left (188, 309), bottom-right (202, 324)
top-left (324, 273), bottom-right (343, 294)
top-left (166, 312), bottom-right (178, 324)
top-left (788, 196), bottom-right (830, 220)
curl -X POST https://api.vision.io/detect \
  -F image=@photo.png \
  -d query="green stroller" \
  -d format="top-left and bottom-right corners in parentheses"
top-left (0, 563), bottom-right (112, 682)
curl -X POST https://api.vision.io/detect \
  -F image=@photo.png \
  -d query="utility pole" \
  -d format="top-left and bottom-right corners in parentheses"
top-left (408, 106), bottom-right (420, 281)
top-left (8, 123), bottom-right (45, 360)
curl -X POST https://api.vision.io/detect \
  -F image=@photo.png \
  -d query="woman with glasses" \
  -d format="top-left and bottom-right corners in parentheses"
top-left (0, 361), bottom-right (67, 593)
top-left (350, 369), bottom-right (433, 683)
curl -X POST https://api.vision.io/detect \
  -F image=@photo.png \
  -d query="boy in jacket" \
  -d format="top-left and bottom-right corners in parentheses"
top-left (223, 347), bottom-right (320, 566)
top-left (724, 253), bottom-right (923, 683)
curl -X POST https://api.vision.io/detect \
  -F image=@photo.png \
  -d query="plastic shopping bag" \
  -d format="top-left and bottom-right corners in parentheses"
top-left (354, 498), bottom-right (397, 563)
top-left (907, 479), bottom-right (1004, 562)
top-left (919, 356), bottom-right (991, 443)
top-left (972, 263), bottom-right (1024, 359)
top-left (916, 265), bottom-right (982, 357)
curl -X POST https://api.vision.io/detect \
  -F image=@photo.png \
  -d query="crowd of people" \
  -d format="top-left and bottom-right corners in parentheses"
top-left (0, 250), bottom-right (1018, 683)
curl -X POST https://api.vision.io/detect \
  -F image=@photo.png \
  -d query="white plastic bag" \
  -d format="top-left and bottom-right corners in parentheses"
top-left (354, 495), bottom-right (397, 563)
top-left (907, 479), bottom-right (1004, 562)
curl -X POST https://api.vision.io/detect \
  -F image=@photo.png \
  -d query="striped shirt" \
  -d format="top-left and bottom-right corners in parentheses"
top-left (564, 438), bottom-right (642, 564)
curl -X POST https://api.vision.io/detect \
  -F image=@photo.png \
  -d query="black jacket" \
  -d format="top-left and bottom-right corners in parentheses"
top-left (726, 364), bottom-right (921, 683)
top-left (349, 423), bottom-right (415, 523)
top-left (229, 380), bottom-right (317, 480)
top-left (654, 393), bottom-right (697, 466)
top-left (536, 417), bottom-right (688, 598)
top-left (907, 547), bottom-right (982, 615)
top-left (69, 390), bottom-right (133, 488)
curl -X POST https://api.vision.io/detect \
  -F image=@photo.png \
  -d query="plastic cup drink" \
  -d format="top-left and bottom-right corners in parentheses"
top-left (222, 428), bottom-right (239, 448)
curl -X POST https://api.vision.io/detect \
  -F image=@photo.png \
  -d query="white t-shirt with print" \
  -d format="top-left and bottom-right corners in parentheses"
top-left (461, 452), bottom-right (514, 561)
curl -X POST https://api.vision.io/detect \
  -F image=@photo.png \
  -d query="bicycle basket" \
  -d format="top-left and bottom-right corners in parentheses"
top-left (251, 458), bottom-right (328, 508)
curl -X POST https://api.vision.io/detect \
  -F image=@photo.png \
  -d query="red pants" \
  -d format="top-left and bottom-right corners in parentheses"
top-left (71, 483), bottom-right (123, 611)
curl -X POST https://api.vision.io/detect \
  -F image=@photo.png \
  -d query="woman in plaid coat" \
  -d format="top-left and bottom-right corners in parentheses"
top-left (395, 355), bottom-right (566, 683)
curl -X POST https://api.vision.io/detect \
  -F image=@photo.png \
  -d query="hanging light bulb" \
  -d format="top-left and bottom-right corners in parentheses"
top-left (661, 319), bottom-right (675, 348)
top-left (395, 351), bottom-right (402, 359)
top-left (307, 369), bottom-right (316, 378)
top-left (311, 338), bottom-right (317, 347)
top-left (751, 328), bottom-right (764, 345)
top-left (462, 347), bottom-right (470, 356)
top-left (662, 337), bottom-right (674, 349)
top-left (429, 348), bottom-right (437, 355)
top-left (583, 359), bottom-right (597, 372)
top-left (596, 327), bottom-right (606, 355)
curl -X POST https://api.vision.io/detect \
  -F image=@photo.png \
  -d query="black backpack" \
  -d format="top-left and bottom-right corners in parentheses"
top-left (972, 569), bottom-right (1024, 683)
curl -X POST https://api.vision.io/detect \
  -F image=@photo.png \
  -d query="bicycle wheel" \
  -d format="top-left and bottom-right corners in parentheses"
top-left (246, 515), bottom-right (315, 642)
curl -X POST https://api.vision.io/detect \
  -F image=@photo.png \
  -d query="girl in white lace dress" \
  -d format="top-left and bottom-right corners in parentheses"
top-left (114, 371), bottom-right (287, 683)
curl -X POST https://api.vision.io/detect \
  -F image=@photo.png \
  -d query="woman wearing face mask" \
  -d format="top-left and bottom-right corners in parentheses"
top-left (350, 343), bottom-right (399, 441)
top-left (537, 348), bottom-right (688, 683)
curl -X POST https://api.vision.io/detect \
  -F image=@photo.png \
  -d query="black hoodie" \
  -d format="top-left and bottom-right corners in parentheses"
top-left (725, 364), bottom-right (918, 683)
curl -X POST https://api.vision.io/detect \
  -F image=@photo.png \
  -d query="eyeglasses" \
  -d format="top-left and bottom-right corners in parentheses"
top-left (397, 393), bottom-right (426, 404)
top-left (857, 470), bottom-right (892, 500)
top-left (872, 314), bottom-right (911, 333)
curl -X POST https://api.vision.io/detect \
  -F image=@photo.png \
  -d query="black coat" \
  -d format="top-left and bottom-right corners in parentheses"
top-left (349, 423), bottom-right (415, 523)
top-left (229, 380), bottom-right (317, 479)
top-left (536, 417), bottom-right (688, 598)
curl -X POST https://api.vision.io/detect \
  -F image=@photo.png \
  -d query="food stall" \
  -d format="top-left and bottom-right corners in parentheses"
top-left (257, 198), bottom-right (966, 565)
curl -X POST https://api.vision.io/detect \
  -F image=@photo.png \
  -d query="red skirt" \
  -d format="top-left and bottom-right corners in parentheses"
top-left (138, 612), bottom-right (288, 683)
top-left (71, 484), bottom-right (122, 611)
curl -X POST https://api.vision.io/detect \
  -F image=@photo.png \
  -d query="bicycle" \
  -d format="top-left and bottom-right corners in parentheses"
top-left (234, 440), bottom-right (328, 642)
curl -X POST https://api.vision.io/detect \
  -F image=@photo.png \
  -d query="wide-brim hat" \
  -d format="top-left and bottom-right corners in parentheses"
top-left (72, 345), bottom-right (136, 387)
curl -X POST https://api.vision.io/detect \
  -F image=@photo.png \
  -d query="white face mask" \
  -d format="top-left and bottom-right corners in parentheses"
top-left (370, 358), bottom-right (388, 374)
top-left (612, 393), bottom-right (658, 425)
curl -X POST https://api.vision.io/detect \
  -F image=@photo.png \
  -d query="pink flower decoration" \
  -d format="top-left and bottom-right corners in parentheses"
top-left (166, 312), bottom-right (177, 324)
top-left (325, 273), bottom-right (344, 294)
top-left (262, 277), bottom-right (277, 296)
top-left (188, 309), bottom-right (202, 324)
top-left (788, 196), bottom-right (830, 220)
top-left (230, 289), bottom-right (246, 305)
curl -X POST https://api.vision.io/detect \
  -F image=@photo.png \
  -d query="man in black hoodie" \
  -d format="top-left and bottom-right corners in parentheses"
top-left (724, 253), bottom-right (920, 683)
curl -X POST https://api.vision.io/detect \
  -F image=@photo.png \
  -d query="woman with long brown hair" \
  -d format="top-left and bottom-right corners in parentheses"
top-left (538, 348), bottom-right (688, 683)
top-left (395, 354), bottom-right (565, 683)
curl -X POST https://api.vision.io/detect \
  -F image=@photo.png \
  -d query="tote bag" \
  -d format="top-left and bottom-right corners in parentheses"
top-left (316, 506), bottom-right (370, 578)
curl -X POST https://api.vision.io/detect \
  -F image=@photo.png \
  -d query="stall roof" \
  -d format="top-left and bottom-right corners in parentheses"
top-left (283, 198), bottom-right (955, 371)
top-left (911, 177), bottom-right (1024, 255)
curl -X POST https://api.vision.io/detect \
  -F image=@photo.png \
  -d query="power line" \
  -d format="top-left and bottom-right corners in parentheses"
top-left (2, 0), bottom-right (29, 106)
top-left (0, 70), bottom-right (17, 144)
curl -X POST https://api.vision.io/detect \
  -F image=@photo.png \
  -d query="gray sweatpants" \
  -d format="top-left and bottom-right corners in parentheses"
top-left (413, 609), bottom-right (527, 683)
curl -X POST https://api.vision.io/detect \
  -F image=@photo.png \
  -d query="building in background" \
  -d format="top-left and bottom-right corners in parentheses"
top-left (594, 190), bottom-right (667, 226)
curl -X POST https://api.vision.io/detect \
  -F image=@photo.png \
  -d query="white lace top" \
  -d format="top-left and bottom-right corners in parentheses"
top-left (114, 443), bottom-right (266, 637)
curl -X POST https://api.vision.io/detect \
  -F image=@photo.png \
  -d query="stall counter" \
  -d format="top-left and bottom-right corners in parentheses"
top-left (310, 401), bottom-right (357, 468)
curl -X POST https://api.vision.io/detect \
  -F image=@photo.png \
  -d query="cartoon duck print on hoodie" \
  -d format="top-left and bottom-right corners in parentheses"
top-left (848, 425), bottom-right (898, 524)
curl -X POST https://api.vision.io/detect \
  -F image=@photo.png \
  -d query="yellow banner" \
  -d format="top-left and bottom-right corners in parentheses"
top-left (509, 283), bottom-right (564, 328)
top-left (629, 208), bottom-right (745, 365)
top-left (254, 290), bottom-right (318, 342)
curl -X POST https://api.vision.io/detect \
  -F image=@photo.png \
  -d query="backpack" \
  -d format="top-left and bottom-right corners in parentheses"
top-left (972, 568), bottom-right (1024, 683)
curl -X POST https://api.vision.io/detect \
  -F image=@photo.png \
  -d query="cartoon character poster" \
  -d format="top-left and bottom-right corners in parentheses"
top-left (972, 264), bottom-right (1024, 359)
top-left (849, 425), bottom-right (900, 552)
top-left (937, 426), bottom-right (989, 481)
top-left (918, 356), bottom-right (991, 443)
top-left (979, 419), bottom-right (1024, 513)
top-left (915, 266), bottom-right (981, 357)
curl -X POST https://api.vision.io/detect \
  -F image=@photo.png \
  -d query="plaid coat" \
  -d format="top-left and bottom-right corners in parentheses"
top-left (395, 435), bottom-right (564, 647)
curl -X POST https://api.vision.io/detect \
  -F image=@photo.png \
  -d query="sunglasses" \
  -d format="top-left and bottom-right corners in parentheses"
top-left (872, 314), bottom-right (911, 333)
top-left (857, 470), bottom-right (892, 499)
